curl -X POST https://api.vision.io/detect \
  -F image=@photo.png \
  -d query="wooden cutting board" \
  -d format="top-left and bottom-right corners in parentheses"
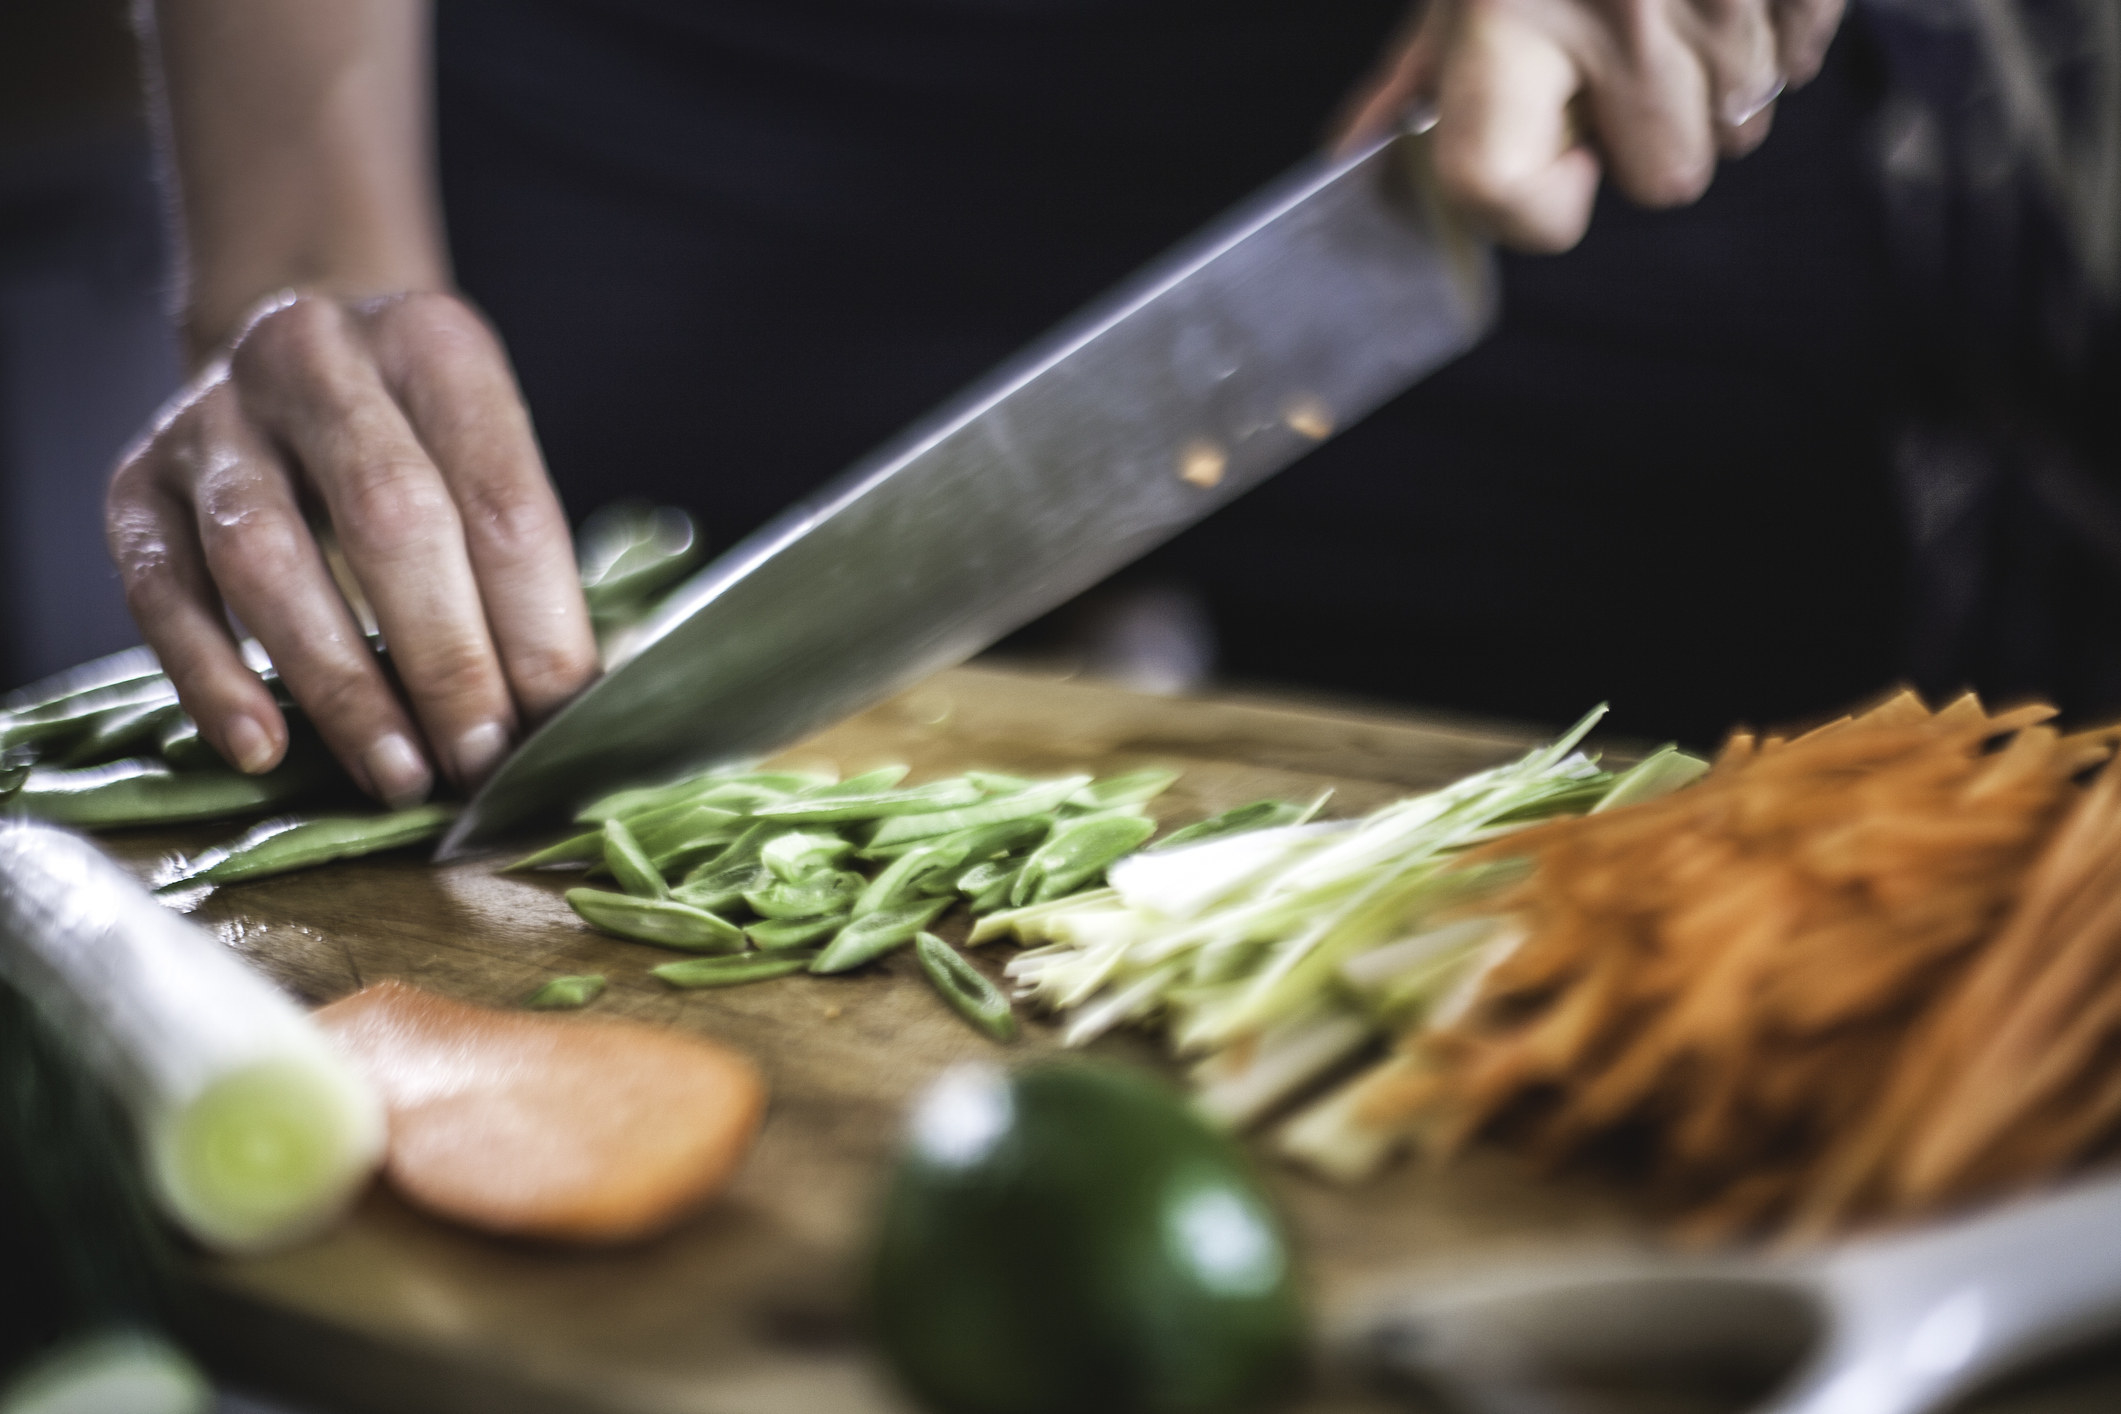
top-left (96, 667), bottom-right (2118, 1414)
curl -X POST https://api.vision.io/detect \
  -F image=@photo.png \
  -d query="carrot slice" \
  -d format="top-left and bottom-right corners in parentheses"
top-left (314, 980), bottom-right (764, 1243)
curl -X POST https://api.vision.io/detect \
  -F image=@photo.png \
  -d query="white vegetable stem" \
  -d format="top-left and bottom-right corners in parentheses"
top-left (0, 1330), bottom-right (209, 1414)
top-left (0, 823), bottom-right (382, 1253)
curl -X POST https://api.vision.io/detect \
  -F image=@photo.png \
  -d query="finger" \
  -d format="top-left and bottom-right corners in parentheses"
top-left (232, 295), bottom-right (515, 791)
top-left (1431, 2), bottom-right (1604, 251)
top-left (1677, 0), bottom-right (1783, 154)
top-left (1332, 4), bottom-right (1442, 153)
top-left (1576, 0), bottom-right (1719, 208)
top-left (360, 293), bottom-right (599, 739)
top-left (180, 381), bottom-right (437, 806)
top-left (1772, 0), bottom-right (1844, 84)
top-left (106, 384), bottom-right (290, 778)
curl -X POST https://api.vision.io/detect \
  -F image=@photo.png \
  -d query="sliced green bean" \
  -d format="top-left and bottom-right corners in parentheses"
top-left (650, 828), bottom-right (745, 877)
top-left (854, 837), bottom-right (972, 917)
top-left (751, 777), bottom-right (981, 824)
top-left (525, 973), bottom-right (606, 1009)
top-left (745, 869), bottom-right (862, 919)
top-left (565, 888), bottom-right (745, 953)
top-left (1149, 798), bottom-right (1310, 851)
top-left (653, 951), bottom-right (819, 989)
top-left (866, 776), bottom-right (1089, 849)
top-left (760, 829), bottom-right (853, 882)
top-left (674, 861), bottom-right (768, 912)
top-left (1069, 768), bottom-right (1179, 812)
top-left (1010, 813), bottom-right (1156, 905)
top-left (810, 897), bottom-right (951, 974)
top-left (964, 770), bottom-right (1033, 794)
top-left (859, 812), bottom-right (1051, 862)
top-left (506, 829), bottom-right (604, 872)
top-left (746, 914), bottom-right (849, 950)
top-left (160, 803), bottom-right (458, 889)
top-left (12, 756), bottom-right (333, 829)
top-left (619, 800), bottom-right (742, 854)
top-left (914, 932), bottom-right (1018, 1042)
top-left (602, 818), bottom-right (669, 898)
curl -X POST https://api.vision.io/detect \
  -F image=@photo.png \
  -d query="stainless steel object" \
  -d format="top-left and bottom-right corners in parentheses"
top-left (442, 129), bottom-right (1495, 855)
top-left (1353, 1171), bottom-right (2121, 1414)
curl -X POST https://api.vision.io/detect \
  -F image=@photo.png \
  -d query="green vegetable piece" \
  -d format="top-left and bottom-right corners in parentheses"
top-left (866, 776), bottom-right (1090, 849)
top-left (751, 776), bottom-right (982, 824)
top-left (744, 869), bottom-right (862, 919)
top-left (913, 932), bottom-right (1017, 1042)
top-left (650, 828), bottom-right (745, 877)
top-left (565, 888), bottom-right (745, 953)
top-left (161, 804), bottom-right (458, 890)
top-left (525, 973), bottom-right (606, 1009)
top-left (12, 756), bottom-right (333, 830)
top-left (505, 829), bottom-right (604, 872)
top-left (864, 812), bottom-right (1053, 863)
top-left (872, 1061), bottom-right (1303, 1414)
top-left (1149, 798), bottom-right (1309, 852)
top-left (621, 800), bottom-right (742, 854)
top-left (810, 897), bottom-right (951, 974)
top-left (747, 914), bottom-right (849, 950)
top-left (652, 951), bottom-right (819, 989)
top-left (62, 698), bottom-right (186, 768)
top-left (0, 677), bottom-right (178, 756)
top-left (1593, 743), bottom-right (1710, 813)
top-left (577, 501), bottom-right (702, 625)
top-left (1069, 768), bottom-right (1179, 812)
top-left (0, 748), bottom-right (30, 804)
top-left (798, 764), bottom-right (912, 797)
top-left (1010, 813), bottom-right (1157, 906)
top-left (964, 770), bottom-right (1033, 793)
top-left (674, 861), bottom-right (768, 912)
top-left (760, 829), bottom-right (854, 882)
top-left (156, 711), bottom-right (216, 769)
top-left (855, 837), bottom-right (972, 917)
top-left (602, 818), bottom-right (670, 898)
top-left (957, 859), bottom-right (1025, 915)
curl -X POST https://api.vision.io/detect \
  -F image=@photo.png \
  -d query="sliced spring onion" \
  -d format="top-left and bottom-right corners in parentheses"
top-left (0, 823), bottom-right (382, 1252)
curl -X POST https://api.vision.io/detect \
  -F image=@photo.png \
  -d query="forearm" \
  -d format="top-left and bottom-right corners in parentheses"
top-left (143, 0), bottom-right (448, 364)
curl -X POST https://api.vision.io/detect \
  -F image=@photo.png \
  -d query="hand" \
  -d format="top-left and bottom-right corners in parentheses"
top-left (1339, 0), bottom-right (1844, 250)
top-left (107, 290), bottom-right (600, 806)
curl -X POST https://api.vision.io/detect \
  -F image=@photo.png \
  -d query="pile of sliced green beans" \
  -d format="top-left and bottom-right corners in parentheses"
top-left (527, 762), bottom-right (1182, 1040)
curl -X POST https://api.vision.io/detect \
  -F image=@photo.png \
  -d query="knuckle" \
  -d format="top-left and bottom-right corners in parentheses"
top-left (301, 655), bottom-right (391, 729)
top-left (454, 473), bottom-right (557, 556)
top-left (1628, 153), bottom-right (1714, 205)
top-left (335, 460), bottom-right (457, 552)
top-left (198, 510), bottom-right (310, 601)
top-left (510, 639), bottom-right (600, 712)
top-left (232, 292), bottom-right (343, 374)
top-left (406, 634), bottom-right (503, 709)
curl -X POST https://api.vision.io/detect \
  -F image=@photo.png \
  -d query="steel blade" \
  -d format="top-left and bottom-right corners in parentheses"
top-left (442, 130), bottom-right (1494, 855)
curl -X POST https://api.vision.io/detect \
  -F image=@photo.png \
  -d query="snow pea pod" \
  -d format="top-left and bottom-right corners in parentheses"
top-left (1069, 768), bottom-right (1179, 812)
top-left (760, 830), bottom-right (853, 882)
top-left (956, 859), bottom-right (1024, 914)
top-left (602, 818), bottom-right (669, 898)
top-left (855, 838), bottom-right (972, 917)
top-left (650, 828), bottom-right (746, 877)
top-left (914, 932), bottom-right (1017, 1042)
top-left (810, 897), bottom-right (951, 974)
top-left (155, 712), bottom-right (216, 770)
top-left (578, 502), bottom-right (702, 629)
top-left (0, 751), bottom-right (27, 804)
top-left (745, 869), bottom-right (862, 920)
top-left (746, 914), bottom-right (849, 950)
top-left (12, 756), bottom-right (332, 829)
top-left (751, 777), bottom-right (981, 824)
top-left (61, 698), bottom-right (186, 767)
top-left (1149, 799), bottom-right (1311, 852)
top-left (867, 777), bottom-right (1089, 849)
top-left (653, 950), bottom-right (819, 989)
top-left (860, 813), bottom-right (1052, 863)
top-left (506, 829), bottom-right (603, 872)
top-left (674, 861), bottom-right (768, 912)
top-left (160, 803), bottom-right (458, 889)
top-left (525, 973), bottom-right (605, 1009)
top-left (1010, 813), bottom-right (1156, 906)
top-left (565, 889), bottom-right (746, 953)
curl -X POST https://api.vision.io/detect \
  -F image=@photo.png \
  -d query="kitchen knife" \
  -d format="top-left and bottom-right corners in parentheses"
top-left (440, 127), bottom-right (1496, 857)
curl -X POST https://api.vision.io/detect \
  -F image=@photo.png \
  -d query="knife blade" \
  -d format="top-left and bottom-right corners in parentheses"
top-left (440, 128), bottom-right (1495, 857)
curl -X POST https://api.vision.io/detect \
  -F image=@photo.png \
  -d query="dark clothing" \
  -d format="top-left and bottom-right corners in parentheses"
top-left (435, 1), bottom-right (1947, 745)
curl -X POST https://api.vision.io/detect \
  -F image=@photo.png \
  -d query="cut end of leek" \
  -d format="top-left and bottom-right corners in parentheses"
top-left (0, 1331), bottom-right (209, 1414)
top-left (152, 1051), bottom-right (384, 1253)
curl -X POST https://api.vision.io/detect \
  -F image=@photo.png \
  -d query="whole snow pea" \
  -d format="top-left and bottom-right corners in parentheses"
top-left (914, 932), bottom-right (1017, 1042)
top-left (565, 889), bottom-right (746, 953)
top-left (62, 698), bottom-right (186, 768)
top-left (653, 951), bottom-right (820, 989)
top-left (810, 897), bottom-right (951, 974)
top-left (12, 756), bottom-right (333, 830)
top-left (866, 777), bottom-right (1089, 849)
top-left (747, 914), bottom-right (849, 950)
top-left (525, 973), bottom-right (606, 1009)
top-left (0, 677), bottom-right (177, 755)
top-left (744, 869), bottom-right (862, 920)
top-left (155, 712), bottom-right (216, 770)
top-left (602, 818), bottom-right (670, 898)
top-left (160, 803), bottom-right (459, 890)
top-left (1010, 813), bottom-right (1157, 906)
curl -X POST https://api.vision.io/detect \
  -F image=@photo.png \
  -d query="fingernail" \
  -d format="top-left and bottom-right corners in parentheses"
top-left (363, 732), bottom-right (433, 808)
top-left (225, 714), bottom-right (279, 775)
top-left (452, 720), bottom-right (511, 784)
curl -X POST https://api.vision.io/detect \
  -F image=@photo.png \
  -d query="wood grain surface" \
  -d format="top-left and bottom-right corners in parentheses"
top-left (92, 667), bottom-right (2121, 1414)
